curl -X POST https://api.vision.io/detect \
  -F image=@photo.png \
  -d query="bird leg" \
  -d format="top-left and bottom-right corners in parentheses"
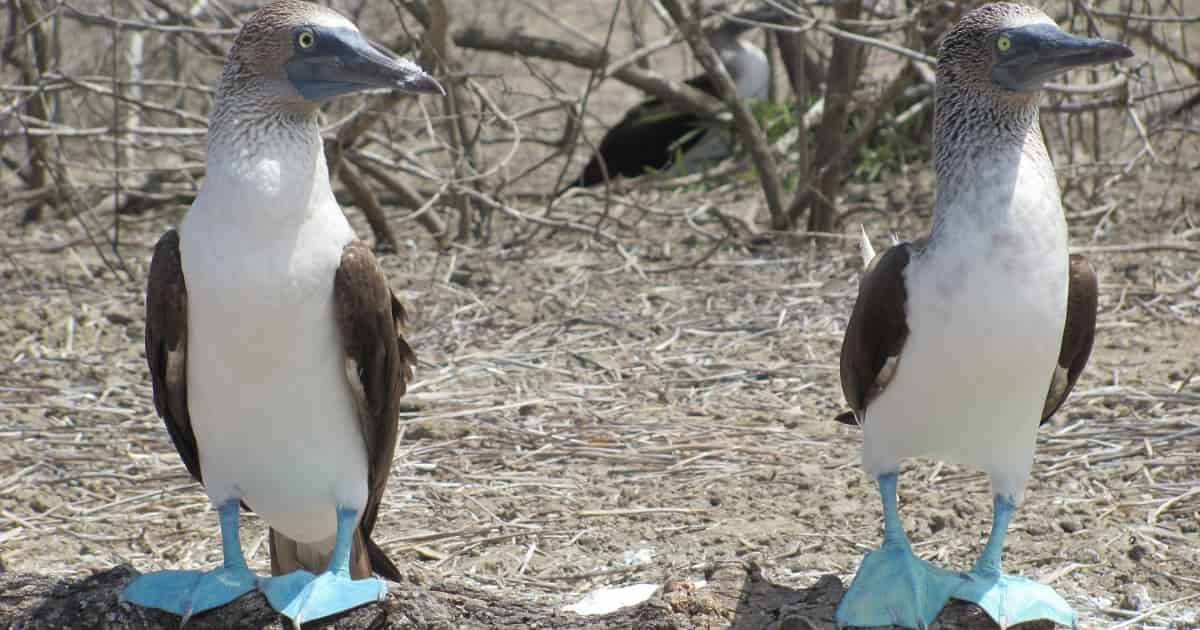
top-left (953, 494), bottom-right (1077, 628)
top-left (260, 506), bottom-right (387, 627)
top-left (834, 473), bottom-right (960, 630)
top-left (121, 499), bottom-right (257, 621)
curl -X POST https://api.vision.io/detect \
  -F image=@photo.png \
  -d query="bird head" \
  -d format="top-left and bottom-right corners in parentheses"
top-left (938, 3), bottom-right (1132, 97)
top-left (221, 0), bottom-right (442, 112)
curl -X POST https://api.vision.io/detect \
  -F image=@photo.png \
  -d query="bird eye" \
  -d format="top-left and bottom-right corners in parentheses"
top-left (996, 35), bottom-right (1012, 52)
top-left (297, 30), bottom-right (315, 49)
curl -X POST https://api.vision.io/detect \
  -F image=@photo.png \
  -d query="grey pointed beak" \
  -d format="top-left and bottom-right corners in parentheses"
top-left (287, 26), bottom-right (444, 101)
top-left (992, 23), bottom-right (1134, 92)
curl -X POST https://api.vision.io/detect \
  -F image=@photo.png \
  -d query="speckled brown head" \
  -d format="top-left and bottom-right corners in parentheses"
top-left (215, 0), bottom-right (441, 115)
top-left (930, 3), bottom-right (1133, 177)
top-left (937, 3), bottom-right (1132, 100)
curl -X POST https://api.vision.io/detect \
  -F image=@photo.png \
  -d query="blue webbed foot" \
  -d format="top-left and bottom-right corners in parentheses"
top-left (954, 571), bottom-right (1076, 628)
top-left (836, 472), bottom-right (962, 629)
top-left (261, 569), bottom-right (387, 625)
top-left (953, 493), bottom-right (1077, 627)
top-left (122, 566), bottom-right (257, 620)
top-left (121, 499), bottom-right (257, 620)
top-left (261, 506), bottom-right (388, 626)
top-left (835, 542), bottom-right (961, 629)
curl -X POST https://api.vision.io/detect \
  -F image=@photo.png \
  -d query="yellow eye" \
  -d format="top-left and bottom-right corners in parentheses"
top-left (996, 35), bottom-right (1012, 52)
top-left (297, 30), bottom-right (315, 49)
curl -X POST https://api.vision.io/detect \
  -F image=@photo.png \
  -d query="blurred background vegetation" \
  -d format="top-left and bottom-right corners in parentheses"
top-left (2, 0), bottom-right (1194, 258)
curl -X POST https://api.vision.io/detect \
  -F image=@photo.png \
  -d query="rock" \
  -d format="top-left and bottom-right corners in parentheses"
top-left (0, 562), bottom-right (1061, 629)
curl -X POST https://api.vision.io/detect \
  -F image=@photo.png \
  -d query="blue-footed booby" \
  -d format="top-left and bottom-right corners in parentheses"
top-left (122, 0), bottom-right (440, 624)
top-left (834, 4), bottom-right (1125, 628)
top-left (562, 12), bottom-right (770, 192)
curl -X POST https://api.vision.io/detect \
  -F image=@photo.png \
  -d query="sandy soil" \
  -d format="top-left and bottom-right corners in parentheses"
top-left (2, 1), bottom-right (1198, 628)
top-left (3, 161), bottom-right (1198, 628)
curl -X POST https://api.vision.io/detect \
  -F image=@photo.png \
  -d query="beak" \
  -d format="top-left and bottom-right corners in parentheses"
top-left (992, 23), bottom-right (1133, 92)
top-left (287, 27), bottom-right (444, 101)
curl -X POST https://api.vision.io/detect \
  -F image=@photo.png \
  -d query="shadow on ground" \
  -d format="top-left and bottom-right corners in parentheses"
top-left (1, 561), bottom-right (1051, 629)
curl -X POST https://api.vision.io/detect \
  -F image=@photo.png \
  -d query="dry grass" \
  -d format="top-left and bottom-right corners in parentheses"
top-left (2, 0), bottom-right (1199, 627)
top-left (3, 161), bottom-right (1199, 626)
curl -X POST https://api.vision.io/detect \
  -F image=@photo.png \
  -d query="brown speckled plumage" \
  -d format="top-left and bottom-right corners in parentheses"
top-left (931, 3), bottom-right (1051, 228)
top-left (210, 0), bottom-right (343, 129)
top-left (226, 0), bottom-right (325, 79)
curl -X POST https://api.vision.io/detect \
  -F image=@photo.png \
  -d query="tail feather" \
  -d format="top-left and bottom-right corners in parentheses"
top-left (365, 535), bottom-right (402, 582)
top-left (857, 224), bottom-right (876, 270)
top-left (269, 527), bottom-right (387, 580)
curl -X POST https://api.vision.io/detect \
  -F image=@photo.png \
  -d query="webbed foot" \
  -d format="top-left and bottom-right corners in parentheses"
top-left (122, 566), bottom-right (257, 620)
top-left (261, 569), bottom-right (387, 626)
top-left (954, 571), bottom-right (1076, 628)
top-left (835, 542), bottom-right (961, 629)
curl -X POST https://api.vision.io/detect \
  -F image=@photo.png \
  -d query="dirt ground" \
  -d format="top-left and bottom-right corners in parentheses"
top-left (2, 1), bottom-right (1199, 628)
top-left (3, 162), bottom-right (1199, 628)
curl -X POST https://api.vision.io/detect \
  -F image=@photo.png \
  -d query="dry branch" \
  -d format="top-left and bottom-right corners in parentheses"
top-left (453, 23), bottom-right (724, 118)
top-left (658, 0), bottom-right (788, 231)
top-left (787, 0), bottom-right (867, 233)
top-left (9, 0), bottom-right (56, 222)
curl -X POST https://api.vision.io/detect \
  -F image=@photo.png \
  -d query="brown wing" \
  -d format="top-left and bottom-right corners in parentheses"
top-left (145, 230), bottom-right (201, 482)
top-left (334, 240), bottom-right (417, 580)
top-left (1041, 254), bottom-right (1098, 423)
top-left (836, 242), bottom-right (913, 425)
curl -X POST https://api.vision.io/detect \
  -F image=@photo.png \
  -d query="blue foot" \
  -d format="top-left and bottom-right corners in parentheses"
top-left (261, 506), bottom-right (387, 625)
top-left (121, 499), bottom-right (257, 620)
top-left (836, 473), bottom-right (962, 629)
top-left (953, 493), bottom-right (1077, 627)
top-left (835, 542), bottom-right (961, 629)
top-left (954, 572), bottom-right (1077, 627)
top-left (122, 566), bottom-right (256, 620)
top-left (261, 569), bottom-right (387, 625)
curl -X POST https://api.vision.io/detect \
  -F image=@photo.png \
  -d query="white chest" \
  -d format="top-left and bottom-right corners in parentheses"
top-left (173, 134), bottom-right (368, 542)
top-left (860, 154), bottom-right (1070, 501)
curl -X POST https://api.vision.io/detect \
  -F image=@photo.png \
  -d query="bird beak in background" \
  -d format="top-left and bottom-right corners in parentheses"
top-left (287, 27), bottom-right (444, 101)
top-left (992, 23), bottom-right (1133, 92)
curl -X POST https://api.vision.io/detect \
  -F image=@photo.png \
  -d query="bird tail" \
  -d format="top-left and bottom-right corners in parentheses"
top-left (857, 224), bottom-right (877, 269)
top-left (269, 527), bottom-right (401, 582)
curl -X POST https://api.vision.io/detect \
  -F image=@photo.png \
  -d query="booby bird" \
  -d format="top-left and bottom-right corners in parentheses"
top-left (562, 13), bottom-right (770, 191)
top-left (834, 4), bottom-right (1125, 628)
top-left (121, 0), bottom-right (439, 624)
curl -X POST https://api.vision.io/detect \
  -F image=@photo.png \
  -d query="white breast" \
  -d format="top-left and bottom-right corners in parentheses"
top-left (861, 152), bottom-right (1069, 503)
top-left (677, 42), bottom-right (769, 171)
top-left (178, 131), bottom-right (366, 544)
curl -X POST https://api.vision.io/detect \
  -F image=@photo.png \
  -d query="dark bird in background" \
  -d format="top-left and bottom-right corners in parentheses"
top-left (560, 10), bottom-right (773, 193)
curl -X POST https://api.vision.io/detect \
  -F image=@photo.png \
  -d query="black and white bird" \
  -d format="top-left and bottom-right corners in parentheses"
top-left (121, 1), bottom-right (440, 625)
top-left (562, 13), bottom-right (770, 191)
top-left (834, 4), bottom-right (1125, 628)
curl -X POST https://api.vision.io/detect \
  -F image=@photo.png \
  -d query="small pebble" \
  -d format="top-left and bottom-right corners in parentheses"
top-left (1120, 584), bottom-right (1152, 611)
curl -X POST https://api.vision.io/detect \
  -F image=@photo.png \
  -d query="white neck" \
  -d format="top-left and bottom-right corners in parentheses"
top-left (191, 111), bottom-right (339, 240)
top-left (929, 88), bottom-right (1059, 242)
top-left (725, 40), bottom-right (769, 100)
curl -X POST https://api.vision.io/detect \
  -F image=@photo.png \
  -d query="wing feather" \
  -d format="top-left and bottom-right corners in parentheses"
top-left (145, 230), bottom-right (201, 482)
top-left (334, 241), bottom-right (416, 580)
top-left (1041, 254), bottom-right (1098, 423)
top-left (836, 242), bottom-right (913, 425)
